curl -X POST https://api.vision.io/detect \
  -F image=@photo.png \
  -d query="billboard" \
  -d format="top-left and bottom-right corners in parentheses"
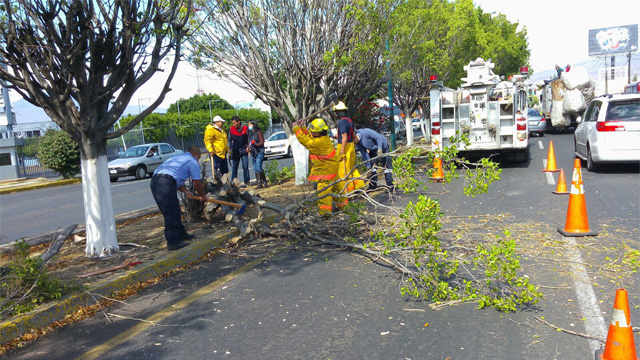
top-left (588, 24), bottom-right (638, 56)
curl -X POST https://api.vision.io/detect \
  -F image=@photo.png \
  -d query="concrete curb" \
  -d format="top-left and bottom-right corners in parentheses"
top-left (0, 178), bottom-right (82, 195)
top-left (0, 211), bottom-right (283, 345)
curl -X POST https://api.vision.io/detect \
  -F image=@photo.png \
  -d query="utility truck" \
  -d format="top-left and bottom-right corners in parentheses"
top-left (539, 67), bottom-right (595, 130)
top-left (429, 58), bottom-right (530, 161)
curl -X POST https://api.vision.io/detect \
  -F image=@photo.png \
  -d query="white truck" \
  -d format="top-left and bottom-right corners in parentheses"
top-left (429, 58), bottom-right (530, 161)
top-left (539, 67), bottom-right (595, 130)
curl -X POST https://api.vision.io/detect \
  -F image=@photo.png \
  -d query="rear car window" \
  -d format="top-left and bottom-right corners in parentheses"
top-left (528, 109), bottom-right (541, 116)
top-left (606, 100), bottom-right (640, 122)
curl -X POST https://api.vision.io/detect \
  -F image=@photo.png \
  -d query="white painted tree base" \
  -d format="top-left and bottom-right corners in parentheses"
top-left (81, 156), bottom-right (118, 257)
top-left (289, 133), bottom-right (309, 185)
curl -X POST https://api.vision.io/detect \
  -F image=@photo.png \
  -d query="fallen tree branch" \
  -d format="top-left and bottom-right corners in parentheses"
top-left (41, 223), bottom-right (77, 264)
top-left (534, 316), bottom-right (605, 342)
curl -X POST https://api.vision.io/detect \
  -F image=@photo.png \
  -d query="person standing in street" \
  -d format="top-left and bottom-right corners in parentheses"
top-left (293, 118), bottom-right (346, 215)
top-left (356, 128), bottom-right (394, 191)
top-left (228, 115), bottom-right (250, 185)
top-left (150, 146), bottom-right (205, 250)
top-left (333, 101), bottom-right (364, 194)
top-left (247, 120), bottom-right (268, 188)
top-left (204, 115), bottom-right (229, 177)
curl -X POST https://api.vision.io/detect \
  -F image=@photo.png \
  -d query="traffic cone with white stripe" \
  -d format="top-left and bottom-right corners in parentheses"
top-left (557, 158), bottom-right (597, 236)
top-left (552, 168), bottom-right (569, 195)
top-left (595, 288), bottom-right (638, 360)
top-left (429, 157), bottom-right (444, 182)
top-left (543, 141), bottom-right (560, 173)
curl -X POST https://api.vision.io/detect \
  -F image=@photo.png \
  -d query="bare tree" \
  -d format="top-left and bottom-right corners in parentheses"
top-left (0, 0), bottom-right (192, 256)
top-left (190, 0), bottom-right (388, 184)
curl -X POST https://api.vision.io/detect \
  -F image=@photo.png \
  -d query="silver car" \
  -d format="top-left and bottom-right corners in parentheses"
top-left (527, 108), bottom-right (546, 137)
top-left (574, 94), bottom-right (640, 171)
top-left (108, 143), bottom-right (183, 181)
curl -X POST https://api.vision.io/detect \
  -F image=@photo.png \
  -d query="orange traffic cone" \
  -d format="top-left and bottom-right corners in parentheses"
top-left (543, 141), bottom-right (560, 173)
top-left (558, 158), bottom-right (597, 236)
top-left (429, 157), bottom-right (444, 182)
top-left (552, 168), bottom-right (569, 195)
top-left (595, 288), bottom-right (638, 360)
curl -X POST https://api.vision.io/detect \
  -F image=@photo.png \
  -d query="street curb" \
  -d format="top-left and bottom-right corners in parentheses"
top-left (0, 178), bottom-right (82, 195)
top-left (0, 211), bottom-right (283, 345)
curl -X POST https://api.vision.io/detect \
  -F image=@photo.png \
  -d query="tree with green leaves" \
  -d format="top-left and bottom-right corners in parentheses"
top-left (0, 0), bottom-right (192, 256)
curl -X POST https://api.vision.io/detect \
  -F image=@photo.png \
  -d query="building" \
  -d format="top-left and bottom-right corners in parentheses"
top-left (0, 81), bottom-right (23, 180)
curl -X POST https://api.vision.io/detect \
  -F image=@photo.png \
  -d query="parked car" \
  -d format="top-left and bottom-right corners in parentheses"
top-left (527, 108), bottom-right (546, 137)
top-left (264, 131), bottom-right (292, 158)
top-left (412, 118), bottom-right (424, 131)
top-left (394, 120), bottom-right (406, 139)
top-left (574, 93), bottom-right (640, 171)
top-left (108, 143), bottom-right (183, 182)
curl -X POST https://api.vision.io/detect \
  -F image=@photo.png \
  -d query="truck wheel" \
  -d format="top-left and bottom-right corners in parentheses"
top-left (135, 165), bottom-right (147, 180)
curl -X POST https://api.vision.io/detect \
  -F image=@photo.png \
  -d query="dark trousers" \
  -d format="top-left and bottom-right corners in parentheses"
top-left (150, 174), bottom-right (187, 245)
top-left (231, 154), bottom-right (250, 184)
top-left (213, 154), bottom-right (229, 176)
top-left (362, 147), bottom-right (393, 188)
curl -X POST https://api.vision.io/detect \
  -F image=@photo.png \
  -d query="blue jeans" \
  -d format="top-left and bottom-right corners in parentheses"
top-left (361, 146), bottom-right (393, 188)
top-left (251, 151), bottom-right (265, 173)
top-left (212, 154), bottom-right (228, 176)
top-left (231, 154), bottom-right (250, 184)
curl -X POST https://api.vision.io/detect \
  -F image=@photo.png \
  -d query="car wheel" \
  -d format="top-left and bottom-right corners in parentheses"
top-left (110, 177), bottom-right (118, 183)
top-left (586, 145), bottom-right (599, 172)
top-left (135, 165), bottom-right (147, 180)
top-left (539, 131), bottom-right (544, 137)
top-left (286, 146), bottom-right (293, 158)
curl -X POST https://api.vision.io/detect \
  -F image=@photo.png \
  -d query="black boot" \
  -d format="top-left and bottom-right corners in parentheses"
top-left (255, 172), bottom-right (264, 188)
top-left (259, 171), bottom-right (268, 188)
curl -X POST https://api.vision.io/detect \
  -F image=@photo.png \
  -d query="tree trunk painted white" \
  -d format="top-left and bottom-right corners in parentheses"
top-left (290, 135), bottom-right (309, 185)
top-left (406, 117), bottom-right (414, 146)
top-left (81, 156), bottom-right (118, 257)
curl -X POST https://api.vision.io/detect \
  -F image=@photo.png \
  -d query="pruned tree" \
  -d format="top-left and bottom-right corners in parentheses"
top-left (189, 0), bottom-right (390, 184)
top-left (0, 0), bottom-right (192, 256)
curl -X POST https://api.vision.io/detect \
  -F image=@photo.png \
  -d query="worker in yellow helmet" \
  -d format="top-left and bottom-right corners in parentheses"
top-left (293, 118), bottom-right (347, 215)
top-left (333, 101), bottom-right (365, 193)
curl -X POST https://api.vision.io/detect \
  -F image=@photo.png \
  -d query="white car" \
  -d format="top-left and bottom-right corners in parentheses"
top-left (574, 93), bottom-right (640, 171)
top-left (412, 118), bottom-right (424, 130)
top-left (108, 143), bottom-right (183, 181)
top-left (264, 131), bottom-right (292, 158)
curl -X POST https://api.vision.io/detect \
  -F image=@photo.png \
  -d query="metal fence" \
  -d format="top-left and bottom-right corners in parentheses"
top-left (15, 122), bottom-right (282, 179)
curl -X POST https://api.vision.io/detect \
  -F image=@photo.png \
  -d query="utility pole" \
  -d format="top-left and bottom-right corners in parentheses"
top-left (387, 39), bottom-right (396, 151)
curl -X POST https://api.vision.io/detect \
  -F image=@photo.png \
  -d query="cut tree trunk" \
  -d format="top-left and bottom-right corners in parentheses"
top-left (81, 156), bottom-right (119, 257)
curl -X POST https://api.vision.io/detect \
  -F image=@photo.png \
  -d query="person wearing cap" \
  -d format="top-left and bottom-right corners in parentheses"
top-left (356, 128), bottom-right (394, 192)
top-left (292, 118), bottom-right (346, 215)
top-left (204, 115), bottom-right (229, 177)
top-left (332, 101), bottom-right (364, 193)
top-left (150, 146), bottom-right (206, 250)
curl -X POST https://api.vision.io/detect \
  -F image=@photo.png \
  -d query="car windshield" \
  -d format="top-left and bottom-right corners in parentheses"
top-left (267, 132), bottom-right (286, 141)
top-left (120, 146), bottom-right (150, 158)
top-left (528, 109), bottom-right (541, 116)
top-left (606, 100), bottom-right (640, 121)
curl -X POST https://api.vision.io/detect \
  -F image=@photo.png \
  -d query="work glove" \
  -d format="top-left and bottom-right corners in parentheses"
top-left (338, 153), bottom-right (346, 162)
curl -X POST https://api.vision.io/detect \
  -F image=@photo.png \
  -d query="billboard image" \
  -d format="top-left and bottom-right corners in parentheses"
top-left (588, 24), bottom-right (638, 56)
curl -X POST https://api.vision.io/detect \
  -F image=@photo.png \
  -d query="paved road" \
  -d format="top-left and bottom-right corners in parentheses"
top-left (0, 156), bottom-right (294, 244)
top-left (5, 131), bottom-right (640, 359)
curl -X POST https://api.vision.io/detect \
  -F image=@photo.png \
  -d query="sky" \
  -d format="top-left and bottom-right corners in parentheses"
top-left (472, 0), bottom-right (638, 72)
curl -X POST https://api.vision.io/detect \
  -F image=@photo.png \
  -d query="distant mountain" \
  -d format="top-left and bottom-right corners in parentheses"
top-left (10, 99), bottom-right (166, 124)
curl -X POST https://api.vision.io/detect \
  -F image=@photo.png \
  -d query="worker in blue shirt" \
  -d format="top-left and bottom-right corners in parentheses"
top-left (356, 128), bottom-right (394, 191)
top-left (150, 146), bottom-right (205, 250)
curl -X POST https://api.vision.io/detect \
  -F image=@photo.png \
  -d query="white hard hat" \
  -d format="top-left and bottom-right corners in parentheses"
top-left (213, 115), bottom-right (225, 123)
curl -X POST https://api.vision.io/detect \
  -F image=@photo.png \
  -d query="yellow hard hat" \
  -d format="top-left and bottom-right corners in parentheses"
top-left (309, 118), bottom-right (328, 132)
top-left (333, 101), bottom-right (348, 111)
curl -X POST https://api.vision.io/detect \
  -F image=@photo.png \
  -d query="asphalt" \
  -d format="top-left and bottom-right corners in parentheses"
top-left (0, 176), bottom-right (284, 346)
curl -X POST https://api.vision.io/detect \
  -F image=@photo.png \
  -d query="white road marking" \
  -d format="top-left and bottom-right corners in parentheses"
top-left (542, 160), bottom-right (556, 185)
top-left (563, 236), bottom-right (607, 353)
top-left (538, 141), bottom-right (544, 150)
